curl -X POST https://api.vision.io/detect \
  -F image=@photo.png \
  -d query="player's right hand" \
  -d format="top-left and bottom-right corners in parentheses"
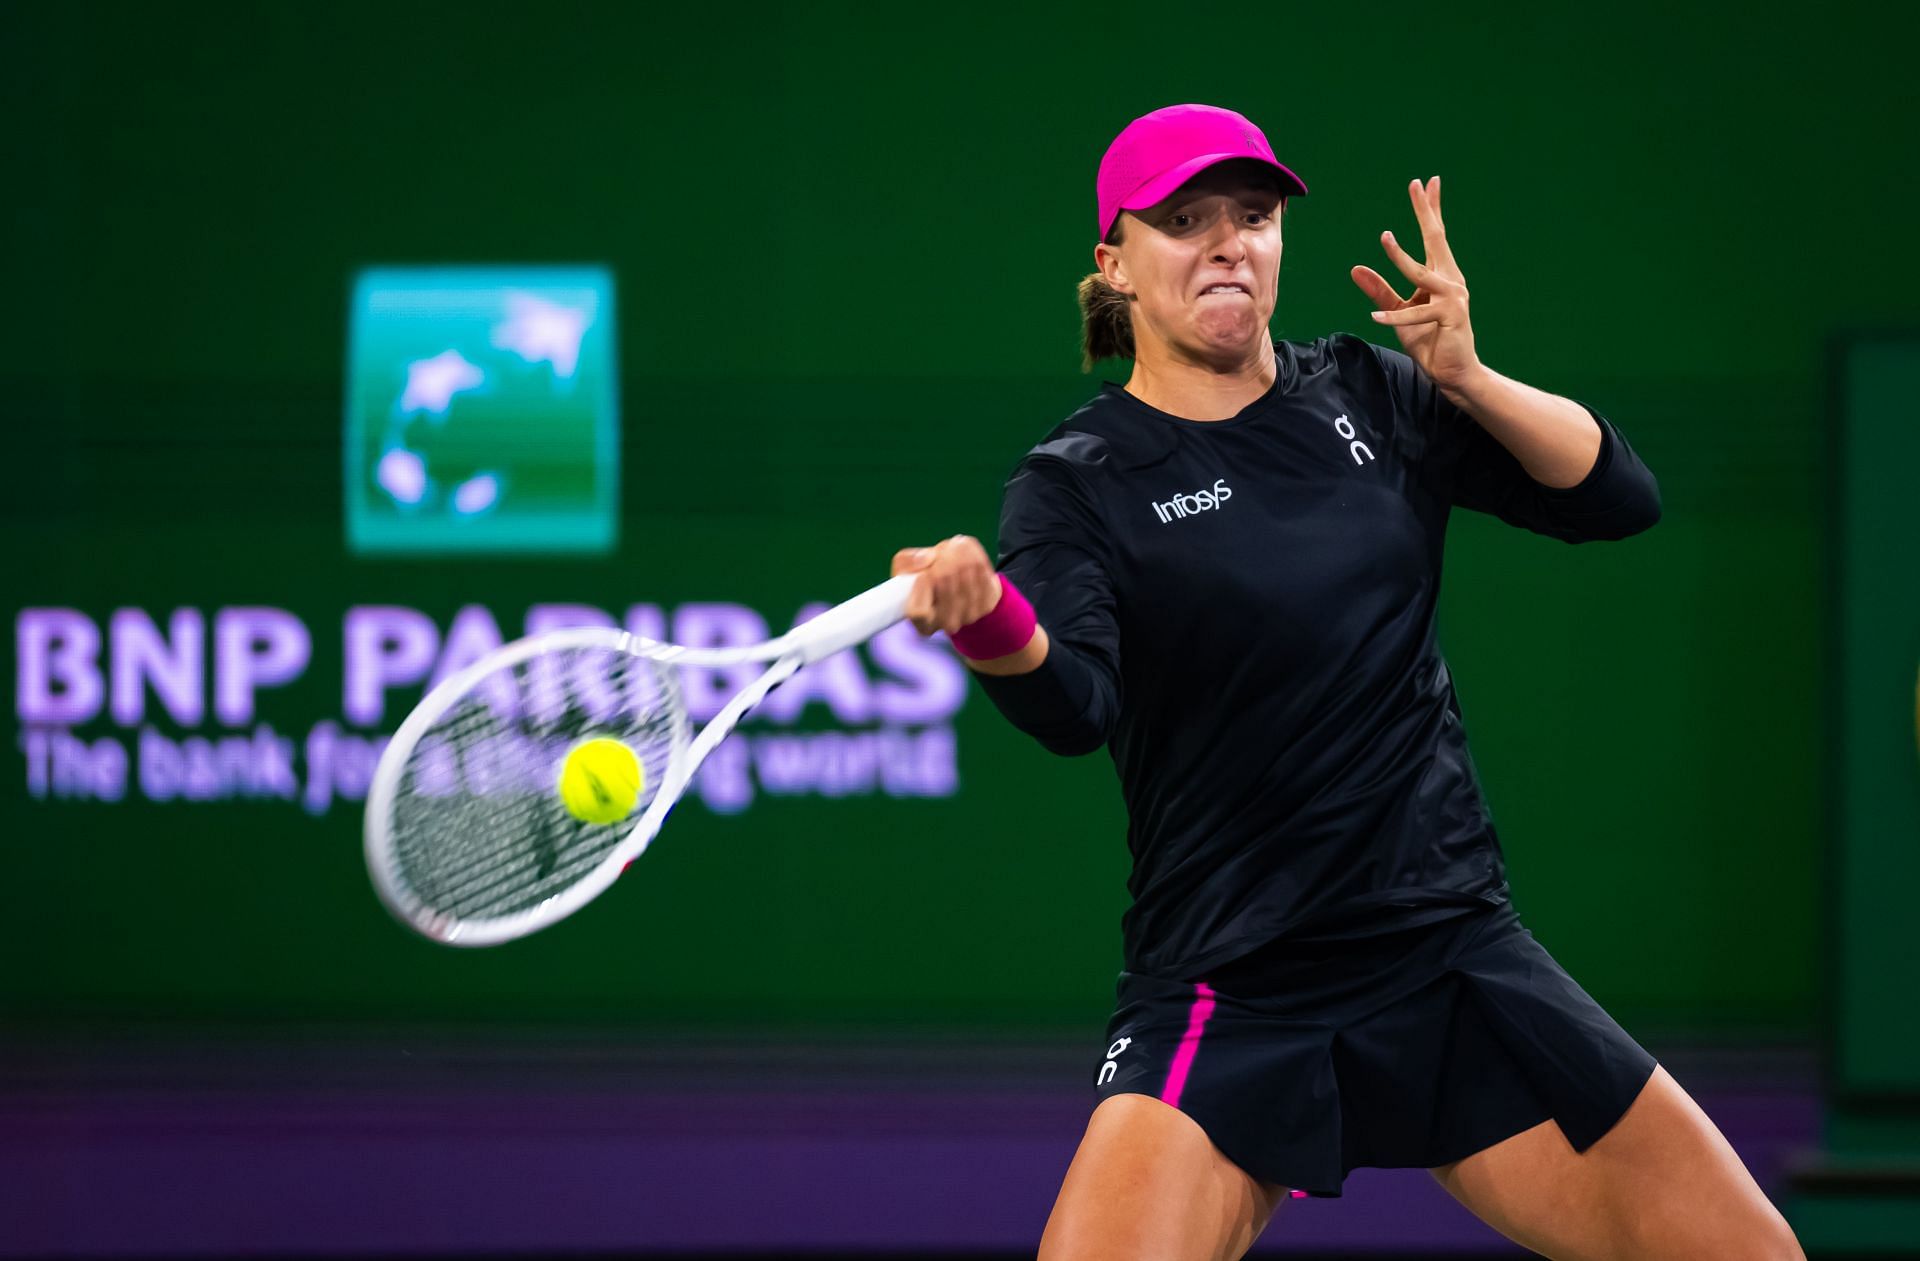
top-left (890, 535), bottom-right (1002, 637)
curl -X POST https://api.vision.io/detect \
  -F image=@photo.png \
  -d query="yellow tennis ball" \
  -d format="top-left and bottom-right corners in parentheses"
top-left (558, 737), bottom-right (644, 826)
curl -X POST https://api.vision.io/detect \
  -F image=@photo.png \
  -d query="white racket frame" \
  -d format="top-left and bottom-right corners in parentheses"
top-left (364, 574), bottom-right (918, 946)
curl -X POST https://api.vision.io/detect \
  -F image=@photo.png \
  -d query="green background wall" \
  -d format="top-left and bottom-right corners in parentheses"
top-left (4, 3), bottom-right (1905, 1041)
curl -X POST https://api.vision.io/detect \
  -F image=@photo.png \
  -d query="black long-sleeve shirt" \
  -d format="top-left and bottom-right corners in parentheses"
top-left (975, 334), bottom-right (1661, 980)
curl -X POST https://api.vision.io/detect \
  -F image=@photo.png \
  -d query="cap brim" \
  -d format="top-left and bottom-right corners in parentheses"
top-left (1119, 152), bottom-right (1309, 216)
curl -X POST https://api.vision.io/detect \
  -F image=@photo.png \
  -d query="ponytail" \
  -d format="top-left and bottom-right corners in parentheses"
top-left (1077, 221), bottom-right (1133, 372)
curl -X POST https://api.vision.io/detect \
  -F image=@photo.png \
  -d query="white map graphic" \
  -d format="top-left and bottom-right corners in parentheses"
top-left (398, 349), bottom-right (484, 414)
top-left (492, 292), bottom-right (589, 379)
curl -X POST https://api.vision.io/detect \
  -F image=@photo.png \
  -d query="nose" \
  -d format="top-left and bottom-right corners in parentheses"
top-left (1204, 212), bottom-right (1246, 264)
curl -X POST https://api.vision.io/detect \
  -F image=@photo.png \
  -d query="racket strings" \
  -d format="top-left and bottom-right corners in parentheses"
top-left (381, 646), bottom-right (685, 924)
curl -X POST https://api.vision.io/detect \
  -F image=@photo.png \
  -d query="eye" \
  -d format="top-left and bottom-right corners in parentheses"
top-left (1168, 213), bottom-right (1194, 229)
top-left (1245, 210), bottom-right (1271, 225)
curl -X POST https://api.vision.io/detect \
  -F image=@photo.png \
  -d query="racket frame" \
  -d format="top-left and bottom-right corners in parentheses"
top-left (364, 574), bottom-right (916, 945)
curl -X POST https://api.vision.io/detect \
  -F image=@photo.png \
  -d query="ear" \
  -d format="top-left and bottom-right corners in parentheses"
top-left (1094, 240), bottom-right (1133, 298)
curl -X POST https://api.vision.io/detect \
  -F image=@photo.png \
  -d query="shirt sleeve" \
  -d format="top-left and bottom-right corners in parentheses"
top-left (970, 455), bottom-right (1123, 757)
top-left (1371, 342), bottom-right (1663, 543)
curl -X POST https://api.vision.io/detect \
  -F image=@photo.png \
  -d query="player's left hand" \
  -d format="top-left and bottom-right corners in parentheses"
top-left (1351, 176), bottom-right (1482, 393)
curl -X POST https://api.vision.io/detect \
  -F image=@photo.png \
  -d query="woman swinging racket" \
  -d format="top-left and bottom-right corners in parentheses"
top-left (892, 104), bottom-right (1804, 1260)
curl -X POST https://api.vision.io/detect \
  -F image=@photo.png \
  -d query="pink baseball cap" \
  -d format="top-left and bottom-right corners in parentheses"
top-left (1096, 103), bottom-right (1308, 239)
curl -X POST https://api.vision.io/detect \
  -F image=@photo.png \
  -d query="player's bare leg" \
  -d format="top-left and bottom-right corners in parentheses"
top-left (1427, 1065), bottom-right (1803, 1260)
top-left (1039, 1093), bottom-right (1288, 1261)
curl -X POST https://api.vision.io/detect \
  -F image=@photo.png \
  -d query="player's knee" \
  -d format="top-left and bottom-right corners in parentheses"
top-left (1718, 1202), bottom-right (1804, 1261)
top-left (1627, 1203), bottom-right (1803, 1261)
top-left (1695, 1227), bottom-right (1804, 1261)
top-left (1734, 1213), bottom-right (1805, 1261)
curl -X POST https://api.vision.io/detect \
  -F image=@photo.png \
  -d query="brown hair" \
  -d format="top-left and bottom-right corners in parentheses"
top-left (1076, 191), bottom-right (1289, 372)
top-left (1077, 219), bottom-right (1132, 372)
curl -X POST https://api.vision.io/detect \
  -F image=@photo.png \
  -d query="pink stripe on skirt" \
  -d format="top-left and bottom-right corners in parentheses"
top-left (1158, 981), bottom-right (1216, 1109)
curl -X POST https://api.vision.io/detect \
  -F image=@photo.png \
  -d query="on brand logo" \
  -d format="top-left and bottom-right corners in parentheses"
top-left (1333, 414), bottom-right (1375, 466)
top-left (1097, 1035), bottom-right (1132, 1086)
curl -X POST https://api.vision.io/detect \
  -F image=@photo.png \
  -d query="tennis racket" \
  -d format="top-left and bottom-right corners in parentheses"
top-left (364, 574), bottom-right (918, 946)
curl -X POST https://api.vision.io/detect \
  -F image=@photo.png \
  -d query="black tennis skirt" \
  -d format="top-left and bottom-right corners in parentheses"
top-left (1091, 901), bottom-right (1658, 1198)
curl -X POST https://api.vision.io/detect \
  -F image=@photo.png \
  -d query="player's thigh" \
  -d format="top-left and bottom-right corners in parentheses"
top-left (1039, 1092), bottom-right (1287, 1261)
top-left (1427, 1065), bottom-right (1803, 1261)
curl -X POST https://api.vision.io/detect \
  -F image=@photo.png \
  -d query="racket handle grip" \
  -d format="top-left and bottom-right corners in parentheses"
top-left (786, 573), bottom-right (917, 664)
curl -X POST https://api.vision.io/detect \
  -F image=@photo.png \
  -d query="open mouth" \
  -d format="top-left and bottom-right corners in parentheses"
top-left (1197, 284), bottom-right (1251, 298)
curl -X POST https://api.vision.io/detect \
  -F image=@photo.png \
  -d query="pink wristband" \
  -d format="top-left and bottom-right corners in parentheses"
top-left (949, 573), bottom-right (1037, 661)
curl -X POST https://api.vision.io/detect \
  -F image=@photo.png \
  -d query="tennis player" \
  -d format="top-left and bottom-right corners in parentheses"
top-left (891, 104), bottom-right (1803, 1260)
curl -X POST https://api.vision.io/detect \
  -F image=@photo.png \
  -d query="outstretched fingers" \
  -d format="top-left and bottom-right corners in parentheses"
top-left (1409, 176), bottom-right (1458, 273)
top-left (1350, 264), bottom-right (1406, 310)
top-left (1371, 303), bottom-right (1447, 327)
top-left (1381, 229), bottom-right (1453, 293)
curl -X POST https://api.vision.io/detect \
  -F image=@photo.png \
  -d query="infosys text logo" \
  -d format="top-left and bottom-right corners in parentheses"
top-left (1152, 478), bottom-right (1233, 524)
